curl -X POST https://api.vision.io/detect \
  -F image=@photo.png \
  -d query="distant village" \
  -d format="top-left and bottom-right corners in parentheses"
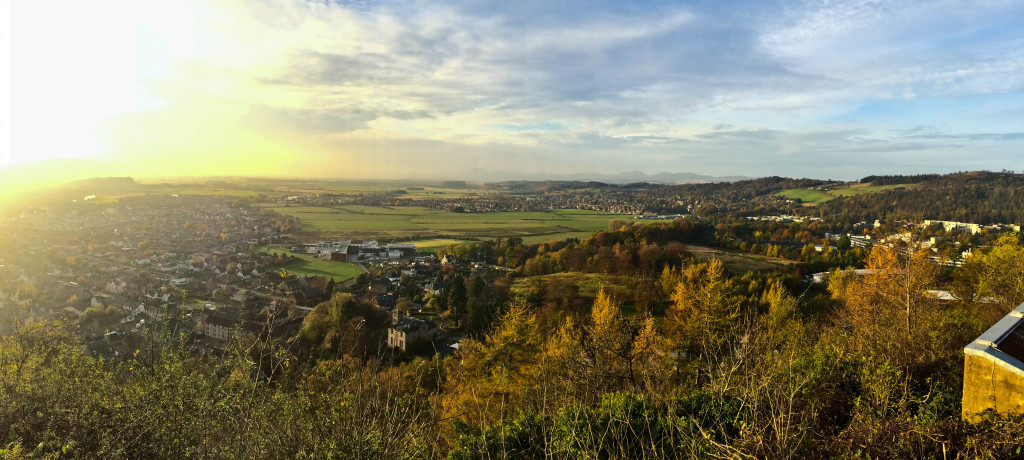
top-left (0, 195), bottom-right (483, 361)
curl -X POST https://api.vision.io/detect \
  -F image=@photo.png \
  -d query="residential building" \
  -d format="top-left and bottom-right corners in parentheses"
top-left (387, 317), bottom-right (438, 352)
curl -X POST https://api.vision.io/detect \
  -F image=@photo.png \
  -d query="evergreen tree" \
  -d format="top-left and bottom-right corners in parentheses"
top-left (447, 275), bottom-right (468, 327)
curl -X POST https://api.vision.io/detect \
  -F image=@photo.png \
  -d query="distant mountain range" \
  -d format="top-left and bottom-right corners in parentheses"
top-left (450, 168), bottom-right (751, 184)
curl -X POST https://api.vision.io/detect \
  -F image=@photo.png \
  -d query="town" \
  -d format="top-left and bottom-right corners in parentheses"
top-left (0, 193), bottom-right (516, 361)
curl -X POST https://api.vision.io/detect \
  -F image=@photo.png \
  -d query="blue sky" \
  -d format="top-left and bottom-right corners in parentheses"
top-left (4, 0), bottom-right (1023, 180)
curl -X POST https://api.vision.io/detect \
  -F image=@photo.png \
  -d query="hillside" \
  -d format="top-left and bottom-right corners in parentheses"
top-left (810, 171), bottom-right (1024, 224)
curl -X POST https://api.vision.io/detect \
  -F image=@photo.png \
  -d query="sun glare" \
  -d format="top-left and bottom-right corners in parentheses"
top-left (7, 1), bottom-right (206, 169)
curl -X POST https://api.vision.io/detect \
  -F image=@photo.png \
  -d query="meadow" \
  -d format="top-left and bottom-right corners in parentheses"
top-left (777, 182), bottom-right (911, 204)
top-left (685, 244), bottom-right (794, 274)
top-left (269, 205), bottom-right (627, 242)
top-left (510, 272), bottom-right (635, 300)
top-left (256, 246), bottom-right (364, 280)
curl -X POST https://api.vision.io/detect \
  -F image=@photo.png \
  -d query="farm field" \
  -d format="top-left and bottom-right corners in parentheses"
top-left (63, 178), bottom-right (494, 204)
top-left (269, 205), bottom-right (630, 241)
top-left (777, 182), bottom-right (911, 204)
top-left (256, 246), bottom-right (364, 280)
top-left (394, 238), bottom-right (471, 254)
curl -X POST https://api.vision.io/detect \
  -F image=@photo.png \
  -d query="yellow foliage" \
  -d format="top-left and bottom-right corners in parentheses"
top-left (441, 302), bottom-right (541, 428)
top-left (829, 244), bottom-right (939, 367)
top-left (665, 259), bottom-right (740, 358)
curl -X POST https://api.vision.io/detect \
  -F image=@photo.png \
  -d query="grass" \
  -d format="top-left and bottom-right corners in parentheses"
top-left (511, 272), bottom-right (635, 299)
top-left (777, 188), bottom-right (831, 203)
top-left (269, 205), bottom-right (630, 240)
top-left (777, 183), bottom-right (912, 204)
top-left (397, 187), bottom-right (492, 200)
top-left (256, 246), bottom-right (364, 280)
top-left (685, 244), bottom-right (793, 274)
top-left (521, 231), bottom-right (597, 245)
top-left (827, 183), bottom-right (910, 196)
top-left (394, 238), bottom-right (471, 254)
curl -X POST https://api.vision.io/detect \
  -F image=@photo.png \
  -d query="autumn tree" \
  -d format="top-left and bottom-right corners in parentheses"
top-left (442, 301), bottom-right (542, 430)
top-left (828, 243), bottom-right (939, 370)
top-left (542, 288), bottom-right (664, 406)
top-left (665, 259), bottom-right (741, 367)
top-left (300, 293), bottom-right (381, 358)
top-left (974, 234), bottom-right (1024, 312)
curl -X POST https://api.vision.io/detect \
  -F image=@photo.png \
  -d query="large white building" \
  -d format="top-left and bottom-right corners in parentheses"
top-left (923, 220), bottom-right (983, 235)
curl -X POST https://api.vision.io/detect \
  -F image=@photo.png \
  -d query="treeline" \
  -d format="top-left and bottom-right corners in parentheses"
top-left (441, 220), bottom-right (716, 277)
top-left (813, 171), bottom-right (1024, 225)
top-left (515, 220), bottom-right (714, 277)
top-left (664, 176), bottom-right (825, 200)
top-left (861, 173), bottom-right (939, 185)
top-left (641, 176), bottom-right (821, 216)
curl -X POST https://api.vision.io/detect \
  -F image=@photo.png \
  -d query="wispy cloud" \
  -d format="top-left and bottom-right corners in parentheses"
top-left (8, 0), bottom-right (1023, 179)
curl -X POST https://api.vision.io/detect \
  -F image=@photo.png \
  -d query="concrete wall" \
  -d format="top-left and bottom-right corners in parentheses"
top-left (962, 352), bottom-right (1024, 421)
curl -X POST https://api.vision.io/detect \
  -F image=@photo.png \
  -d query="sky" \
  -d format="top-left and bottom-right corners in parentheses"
top-left (3, 0), bottom-right (1023, 183)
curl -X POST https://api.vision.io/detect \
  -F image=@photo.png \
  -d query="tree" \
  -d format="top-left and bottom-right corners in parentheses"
top-left (464, 276), bottom-right (489, 336)
top-left (424, 296), bottom-right (440, 313)
top-left (325, 278), bottom-right (337, 298)
top-left (659, 265), bottom-right (680, 296)
top-left (588, 288), bottom-right (662, 392)
top-left (951, 251), bottom-right (983, 307)
top-left (396, 297), bottom-right (415, 316)
top-left (446, 275), bottom-right (467, 327)
top-left (665, 259), bottom-right (741, 364)
top-left (974, 234), bottom-right (1024, 312)
top-left (442, 301), bottom-right (541, 427)
top-left (299, 293), bottom-right (375, 355)
top-left (828, 243), bottom-right (939, 370)
top-left (542, 288), bottom-right (664, 406)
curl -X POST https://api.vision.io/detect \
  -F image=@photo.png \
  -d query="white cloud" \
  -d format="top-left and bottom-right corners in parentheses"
top-left (7, 0), bottom-right (1022, 179)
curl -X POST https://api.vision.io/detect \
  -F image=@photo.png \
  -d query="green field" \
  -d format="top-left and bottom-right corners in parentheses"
top-left (257, 246), bottom-right (364, 280)
top-left (777, 188), bottom-right (831, 203)
top-left (269, 205), bottom-right (630, 240)
top-left (777, 183), bottom-right (911, 204)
